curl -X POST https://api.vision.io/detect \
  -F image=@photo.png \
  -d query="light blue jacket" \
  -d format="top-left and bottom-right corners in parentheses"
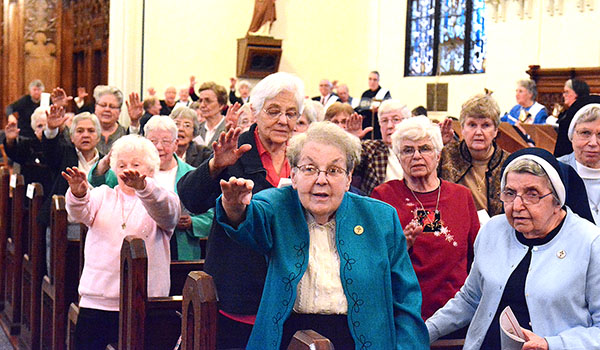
top-left (216, 186), bottom-right (428, 350)
top-left (426, 208), bottom-right (600, 350)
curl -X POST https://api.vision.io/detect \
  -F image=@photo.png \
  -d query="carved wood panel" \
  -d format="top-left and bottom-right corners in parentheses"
top-left (24, 0), bottom-right (59, 93)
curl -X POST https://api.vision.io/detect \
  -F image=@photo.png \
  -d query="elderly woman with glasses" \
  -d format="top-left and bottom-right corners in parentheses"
top-left (427, 147), bottom-right (600, 350)
top-left (177, 72), bottom-right (308, 348)
top-left (170, 106), bottom-right (213, 167)
top-left (559, 104), bottom-right (600, 224)
top-left (371, 116), bottom-right (479, 326)
top-left (216, 121), bottom-right (427, 349)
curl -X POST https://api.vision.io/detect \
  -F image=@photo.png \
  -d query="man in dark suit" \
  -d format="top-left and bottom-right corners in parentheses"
top-left (229, 77), bottom-right (251, 105)
top-left (312, 79), bottom-right (339, 110)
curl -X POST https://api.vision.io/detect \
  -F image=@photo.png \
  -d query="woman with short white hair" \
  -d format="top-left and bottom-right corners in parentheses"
top-left (372, 116), bottom-right (480, 326)
top-left (64, 134), bottom-right (179, 350)
top-left (293, 99), bottom-right (321, 135)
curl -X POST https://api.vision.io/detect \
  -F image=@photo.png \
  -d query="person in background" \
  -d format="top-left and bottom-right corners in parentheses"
top-left (293, 99), bottom-right (320, 136)
top-left (501, 79), bottom-right (548, 125)
top-left (177, 72), bottom-right (304, 349)
top-left (372, 116), bottom-right (479, 327)
top-left (236, 104), bottom-right (256, 132)
top-left (175, 86), bottom-right (192, 108)
top-left (356, 71), bottom-right (392, 139)
top-left (160, 86), bottom-right (178, 115)
top-left (438, 94), bottom-right (510, 217)
top-left (323, 102), bottom-right (353, 130)
top-left (312, 79), bottom-right (339, 110)
top-left (336, 83), bottom-right (359, 109)
top-left (229, 77), bottom-right (251, 105)
top-left (427, 148), bottom-right (600, 350)
top-left (352, 99), bottom-right (411, 195)
top-left (217, 122), bottom-right (428, 349)
top-left (170, 106), bottom-right (213, 167)
top-left (6, 79), bottom-right (45, 138)
top-left (192, 82), bottom-right (227, 147)
top-left (139, 96), bottom-right (161, 135)
top-left (412, 105), bottom-right (428, 117)
top-left (65, 134), bottom-right (179, 350)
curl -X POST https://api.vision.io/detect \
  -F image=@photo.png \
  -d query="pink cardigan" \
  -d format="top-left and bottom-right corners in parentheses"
top-left (66, 177), bottom-right (180, 311)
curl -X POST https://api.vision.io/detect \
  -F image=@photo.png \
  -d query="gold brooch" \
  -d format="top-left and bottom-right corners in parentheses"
top-left (354, 225), bottom-right (364, 235)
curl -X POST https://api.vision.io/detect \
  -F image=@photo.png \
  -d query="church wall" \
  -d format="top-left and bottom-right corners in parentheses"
top-left (109, 0), bottom-right (600, 123)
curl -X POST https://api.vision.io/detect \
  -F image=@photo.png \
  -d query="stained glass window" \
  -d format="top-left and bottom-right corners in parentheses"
top-left (405, 0), bottom-right (486, 76)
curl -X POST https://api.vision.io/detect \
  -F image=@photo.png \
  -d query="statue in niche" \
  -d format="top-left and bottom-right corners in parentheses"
top-left (247, 0), bottom-right (276, 36)
top-left (24, 31), bottom-right (56, 90)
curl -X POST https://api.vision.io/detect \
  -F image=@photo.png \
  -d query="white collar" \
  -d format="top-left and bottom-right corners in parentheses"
top-left (576, 160), bottom-right (600, 179)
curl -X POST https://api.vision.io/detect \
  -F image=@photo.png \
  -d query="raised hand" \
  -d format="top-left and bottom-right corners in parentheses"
top-left (51, 87), bottom-right (73, 108)
top-left (225, 102), bottom-right (242, 131)
top-left (147, 87), bottom-right (156, 96)
top-left (230, 77), bottom-right (237, 90)
top-left (220, 176), bottom-right (254, 225)
top-left (61, 167), bottom-right (89, 198)
top-left (440, 118), bottom-right (455, 145)
top-left (189, 76), bottom-right (197, 88)
top-left (119, 169), bottom-right (147, 191)
top-left (4, 115), bottom-right (20, 144)
top-left (403, 219), bottom-right (424, 249)
top-left (95, 150), bottom-right (112, 176)
top-left (208, 127), bottom-right (252, 177)
top-left (346, 112), bottom-right (373, 139)
top-left (77, 87), bottom-right (89, 100)
top-left (126, 92), bottom-right (143, 126)
top-left (46, 104), bottom-right (68, 130)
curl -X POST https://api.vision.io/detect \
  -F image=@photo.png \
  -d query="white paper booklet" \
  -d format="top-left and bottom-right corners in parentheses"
top-left (499, 306), bottom-right (526, 350)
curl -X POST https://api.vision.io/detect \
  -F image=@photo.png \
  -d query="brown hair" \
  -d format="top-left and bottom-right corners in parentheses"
top-left (198, 81), bottom-right (228, 106)
top-left (324, 102), bottom-right (353, 121)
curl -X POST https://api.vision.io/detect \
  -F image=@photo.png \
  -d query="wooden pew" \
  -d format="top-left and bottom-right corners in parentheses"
top-left (0, 167), bottom-right (11, 311)
top-left (181, 271), bottom-right (217, 350)
top-left (286, 330), bottom-right (334, 350)
top-left (19, 183), bottom-right (44, 350)
top-left (116, 236), bottom-right (183, 350)
top-left (66, 224), bottom-right (87, 350)
top-left (2, 174), bottom-right (26, 334)
top-left (40, 195), bottom-right (80, 350)
top-left (520, 124), bottom-right (557, 153)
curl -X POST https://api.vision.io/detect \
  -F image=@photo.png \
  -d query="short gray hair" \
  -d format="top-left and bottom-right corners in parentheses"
top-left (29, 79), bottom-right (44, 91)
top-left (93, 85), bottom-right (124, 108)
top-left (287, 121), bottom-right (362, 172)
top-left (238, 80), bottom-right (251, 89)
top-left (517, 79), bottom-right (537, 101)
top-left (110, 135), bottom-right (160, 175)
top-left (302, 99), bottom-right (322, 124)
top-left (249, 72), bottom-right (304, 117)
top-left (144, 115), bottom-right (178, 140)
top-left (378, 99), bottom-right (410, 119)
top-left (70, 112), bottom-right (101, 139)
top-left (391, 115), bottom-right (443, 156)
top-left (170, 106), bottom-right (199, 136)
top-left (575, 106), bottom-right (600, 126)
top-left (31, 106), bottom-right (48, 130)
top-left (503, 158), bottom-right (560, 205)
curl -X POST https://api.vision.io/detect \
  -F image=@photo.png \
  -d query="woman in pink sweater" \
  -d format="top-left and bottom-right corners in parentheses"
top-left (63, 134), bottom-right (180, 350)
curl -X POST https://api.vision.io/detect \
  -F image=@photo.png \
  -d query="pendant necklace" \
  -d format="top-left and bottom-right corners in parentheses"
top-left (408, 179), bottom-right (441, 232)
top-left (119, 191), bottom-right (138, 230)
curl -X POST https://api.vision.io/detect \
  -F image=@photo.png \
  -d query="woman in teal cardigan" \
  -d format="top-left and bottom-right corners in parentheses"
top-left (216, 122), bottom-right (428, 349)
top-left (88, 115), bottom-right (213, 260)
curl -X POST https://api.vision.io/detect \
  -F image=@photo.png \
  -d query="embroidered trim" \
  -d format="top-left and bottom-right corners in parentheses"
top-left (338, 239), bottom-right (372, 349)
top-left (271, 242), bottom-right (307, 348)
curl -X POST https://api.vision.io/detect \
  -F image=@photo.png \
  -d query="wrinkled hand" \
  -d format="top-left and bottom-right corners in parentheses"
top-left (225, 102), bottom-right (242, 131)
top-left (404, 219), bottom-right (424, 249)
top-left (46, 104), bottom-right (68, 130)
top-left (51, 87), bottom-right (73, 108)
top-left (77, 87), bottom-right (88, 100)
top-left (209, 127), bottom-right (252, 177)
top-left (95, 150), bottom-right (112, 176)
top-left (177, 215), bottom-right (192, 229)
top-left (61, 167), bottom-right (88, 198)
top-left (440, 118), bottom-right (455, 145)
top-left (189, 75), bottom-right (196, 87)
top-left (119, 169), bottom-right (147, 191)
top-left (220, 176), bottom-right (254, 225)
top-left (521, 329), bottom-right (548, 350)
top-left (4, 115), bottom-right (19, 143)
top-left (126, 92), bottom-right (143, 125)
top-left (346, 112), bottom-right (373, 139)
top-left (230, 77), bottom-right (237, 90)
top-left (147, 87), bottom-right (156, 96)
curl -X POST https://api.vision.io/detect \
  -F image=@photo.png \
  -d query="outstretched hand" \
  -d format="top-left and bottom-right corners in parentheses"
top-left (346, 112), bottom-right (373, 139)
top-left (220, 176), bottom-right (254, 225)
top-left (62, 167), bottom-right (89, 198)
top-left (119, 169), bottom-right (147, 191)
top-left (51, 87), bottom-right (73, 108)
top-left (4, 115), bottom-right (19, 143)
top-left (225, 102), bottom-right (242, 131)
top-left (403, 219), bottom-right (424, 249)
top-left (230, 77), bottom-right (237, 90)
top-left (126, 92), bottom-right (143, 126)
top-left (440, 118), bottom-right (455, 145)
top-left (209, 127), bottom-right (252, 177)
top-left (46, 104), bottom-right (68, 130)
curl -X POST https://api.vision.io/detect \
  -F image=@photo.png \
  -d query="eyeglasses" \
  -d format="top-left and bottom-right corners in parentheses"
top-left (575, 129), bottom-right (600, 142)
top-left (96, 103), bottom-right (120, 110)
top-left (148, 138), bottom-right (175, 147)
top-left (296, 164), bottom-right (348, 179)
top-left (379, 117), bottom-right (404, 125)
top-left (398, 145), bottom-right (435, 157)
top-left (500, 190), bottom-right (553, 205)
top-left (175, 121), bottom-right (194, 130)
top-left (263, 108), bottom-right (299, 120)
